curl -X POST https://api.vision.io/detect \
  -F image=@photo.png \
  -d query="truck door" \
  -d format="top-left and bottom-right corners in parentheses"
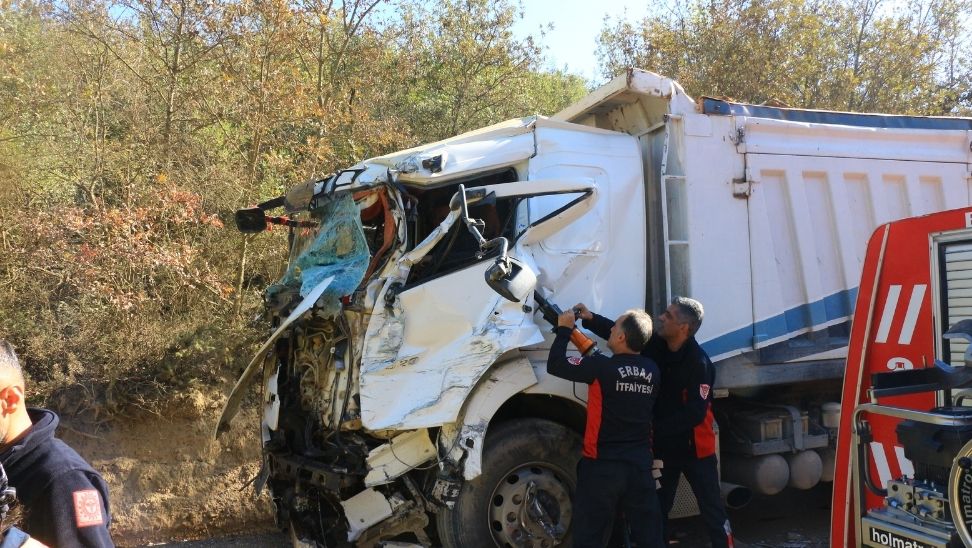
top-left (359, 179), bottom-right (597, 431)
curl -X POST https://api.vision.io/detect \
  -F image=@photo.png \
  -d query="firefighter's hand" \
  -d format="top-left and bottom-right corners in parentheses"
top-left (558, 310), bottom-right (576, 329)
top-left (573, 303), bottom-right (593, 321)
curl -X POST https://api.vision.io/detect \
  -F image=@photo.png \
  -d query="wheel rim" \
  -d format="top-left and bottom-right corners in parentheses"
top-left (488, 461), bottom-right (573, 547)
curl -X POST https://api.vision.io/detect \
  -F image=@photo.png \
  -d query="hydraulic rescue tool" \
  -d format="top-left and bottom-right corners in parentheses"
top-left (531, 291), bottom-right (598, 357)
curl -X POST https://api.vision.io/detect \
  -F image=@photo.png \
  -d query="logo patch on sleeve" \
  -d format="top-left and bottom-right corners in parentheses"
top-left (73, 489), bottom-right (104, 528)
top-left (567, 356), bottom-right (583, 366)
top-left (699, 384), bottom-right (711, 400)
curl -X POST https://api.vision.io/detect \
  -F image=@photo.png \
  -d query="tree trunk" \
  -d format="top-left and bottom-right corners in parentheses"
top-left (233, 235), bottom-right (249, 319)
top-left (164, 0), bottom-right (187, 168)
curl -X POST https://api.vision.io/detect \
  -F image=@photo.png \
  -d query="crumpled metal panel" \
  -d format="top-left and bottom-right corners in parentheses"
top-left (448, 356), bottom-right (538, 480)
top-left (269, 192), bottom-right (370, 318)
top-left (217, 193), bottom-right (374, 438)
top-left (360, 262), bottom-right (543, 431)
top-left (340, 488), bottom-right (393, 542)
top-left (363, 118), bottom-right (537, 185)
top-left (215, 275), bottom-right (335, 437)
top-left (364, 429), bottom-right (436, 487)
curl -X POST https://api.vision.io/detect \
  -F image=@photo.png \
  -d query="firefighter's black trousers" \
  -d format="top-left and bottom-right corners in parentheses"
top-left (573, 457), bottom-right (664, 548)
top-left (657, 455), bottom-right (733, 548)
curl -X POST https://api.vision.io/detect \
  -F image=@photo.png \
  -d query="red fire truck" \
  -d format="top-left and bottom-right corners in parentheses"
top-left (833, 206), bottom-right (972, 547)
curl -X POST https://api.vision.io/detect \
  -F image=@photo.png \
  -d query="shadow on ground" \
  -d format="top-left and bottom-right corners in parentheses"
top-left (670, 482), bottom-right (831, 548)
top-left (157, 482), bottom-right (832, 547)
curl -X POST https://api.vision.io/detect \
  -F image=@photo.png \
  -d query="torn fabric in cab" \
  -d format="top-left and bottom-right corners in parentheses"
top-left (268, 192), bottom-right (371, 318)
top-left (216, 191), bottom-right (372, 436)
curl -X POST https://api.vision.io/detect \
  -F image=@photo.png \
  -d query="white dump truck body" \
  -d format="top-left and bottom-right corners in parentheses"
top-left (556, 70), bottom-right (972, 389)
top-left (218, 69), bottom-right (972, 546)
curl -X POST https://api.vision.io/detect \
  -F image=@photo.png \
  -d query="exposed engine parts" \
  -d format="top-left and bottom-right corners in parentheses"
top-left (292, 316), bottom-right (354, 431)
top-left (885, 478), bottom-right (950, 527)
top-left (859, 440), bottom-right (970, 548)
top-left (260, 303), bottom-right (446, 547)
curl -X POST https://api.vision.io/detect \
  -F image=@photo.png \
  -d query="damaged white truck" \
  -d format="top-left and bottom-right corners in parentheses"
top-left (215, 69), bottom-right (972, 547)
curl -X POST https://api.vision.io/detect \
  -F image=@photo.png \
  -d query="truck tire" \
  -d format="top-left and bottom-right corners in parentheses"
top-left (436, 418), bottom-right (581, 547)
top-left (288, 520), bottom-right (316, 548)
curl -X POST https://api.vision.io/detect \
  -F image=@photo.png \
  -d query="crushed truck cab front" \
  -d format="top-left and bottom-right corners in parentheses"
top-left (216, 116), bottom-right (643, 546)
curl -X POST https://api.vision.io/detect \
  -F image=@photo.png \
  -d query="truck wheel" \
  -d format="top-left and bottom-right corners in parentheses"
top-left (288, 521), bottom-right (316, 548)
top-left (436, 418), bottom-right (581, 547)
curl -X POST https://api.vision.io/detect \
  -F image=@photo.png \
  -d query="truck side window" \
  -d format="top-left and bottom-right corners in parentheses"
top-left (354, 189), bottom-right (397, 283)
top-left (406, 170), bottom-right (518, 286)
top-left (939, 239), bottom-right (972, 367)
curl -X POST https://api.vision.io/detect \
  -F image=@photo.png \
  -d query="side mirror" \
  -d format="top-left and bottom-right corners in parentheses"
top-left (485, 256), bottom-right (537, 303)
top-left (453, 183), bottom-right (536, 303)
top-left (235, 207), bottom-right (268, 233)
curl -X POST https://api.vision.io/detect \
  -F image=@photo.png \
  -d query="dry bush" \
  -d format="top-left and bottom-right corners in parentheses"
top-left (0, 0), bottom-right (585, 420)
top-left (0, 182), bottom-right (269, 417)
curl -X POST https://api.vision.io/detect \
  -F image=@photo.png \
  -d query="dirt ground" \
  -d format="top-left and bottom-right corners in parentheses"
top-left (673, 482), bottom-right (831, 547)
top-left (56, 386), bottom-right (276, 546)
top-left (161, 485), bottom-right (833, 547)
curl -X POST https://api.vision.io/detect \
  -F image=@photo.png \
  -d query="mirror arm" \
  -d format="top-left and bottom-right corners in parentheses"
top-left (456, 184), bottom-right (487, 246)
top-left (453, 185), bottom-right (522, 294)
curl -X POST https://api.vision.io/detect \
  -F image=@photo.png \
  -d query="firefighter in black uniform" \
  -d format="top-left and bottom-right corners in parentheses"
top-left (576, 298), bottom-right (733, 548)
top-left (547, 308), bottom-right (663, 548)
top-left (0, 341), bottom-right (114, 548)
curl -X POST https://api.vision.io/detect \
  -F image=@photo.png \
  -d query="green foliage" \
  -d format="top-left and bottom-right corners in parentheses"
top-left (0, 0), bottom-right (581, 414)
top-left (387, 0), bottom-right (586, 141)
top-left (8, 0), bottom-right (965, 417)
top-left (597, 0), bottom-right (972, 114)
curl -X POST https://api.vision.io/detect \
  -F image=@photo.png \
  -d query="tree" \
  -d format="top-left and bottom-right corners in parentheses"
top-left (596, 0), bottom-right (972, 114)
top-left (387, 0), bottom-right (586, 142)
top-left (0, 0), bottom-right (588, 413)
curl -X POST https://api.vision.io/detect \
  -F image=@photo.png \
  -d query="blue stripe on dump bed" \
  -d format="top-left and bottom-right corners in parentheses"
top-left (701, 97), bottom-right (972, 131)
top-left (701, 287), bottom-right (859, 359)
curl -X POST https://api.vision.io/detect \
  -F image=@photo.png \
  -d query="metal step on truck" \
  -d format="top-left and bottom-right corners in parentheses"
top-left (216, 68), bottom-right (972, 547)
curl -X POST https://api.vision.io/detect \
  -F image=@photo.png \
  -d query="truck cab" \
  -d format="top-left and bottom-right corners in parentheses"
top-left (218, 115), bottom-right (650, 546)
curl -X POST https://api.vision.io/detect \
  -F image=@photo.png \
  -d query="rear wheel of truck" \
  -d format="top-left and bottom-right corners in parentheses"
top-left (436, 418), bottom-right (581, 547)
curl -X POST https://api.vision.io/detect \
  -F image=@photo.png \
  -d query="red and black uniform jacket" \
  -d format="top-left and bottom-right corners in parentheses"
top-left (1, 408), bottom-right (114, 548)
top-left (547, 326), bottom-right (660, 464)
top-left (584, 314), bottom-right (716, 461)
top-left (644, 334), bottom-right (717, 461)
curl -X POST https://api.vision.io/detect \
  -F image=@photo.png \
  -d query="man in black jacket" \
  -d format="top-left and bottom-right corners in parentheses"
top-left (547, 308), bottom-right (663, 548)
top-left (576, 298), bottom-right (733, 548)
top-left (0, 341), bottom-right (114, 548)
